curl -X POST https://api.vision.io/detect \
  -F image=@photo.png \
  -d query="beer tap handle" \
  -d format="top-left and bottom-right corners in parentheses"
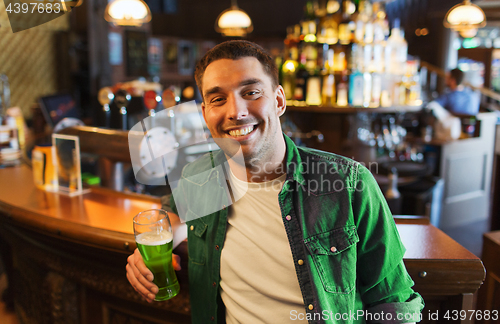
top-left (144, 90), bottom-right (160, 128)
top-left (98, 87), bottom-right (114, 128)
top-left (114, 89), bottom-right (131, 130)
top-left (161, 88), bottom-right (177, 136)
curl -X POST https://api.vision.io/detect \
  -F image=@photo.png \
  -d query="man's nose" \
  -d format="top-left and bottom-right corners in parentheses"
top-left (227, 95), bottom-right (248, 120)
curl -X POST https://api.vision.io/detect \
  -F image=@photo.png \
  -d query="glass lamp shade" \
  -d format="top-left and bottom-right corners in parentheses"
top-left (215, 7), bottom-right (253, 37)
top-left (444, 0), bottom-right (486, 32)
top-left (104, 0), bottom-right (152, 26)
top-left (460, 28), bottom-right (478, 38)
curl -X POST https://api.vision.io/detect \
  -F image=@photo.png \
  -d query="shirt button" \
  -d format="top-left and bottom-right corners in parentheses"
top-left (210, 316), bottom-right (215, 321)
top-left (212, 282), bottom-right (216, 287)
top-left (286, 215), bottom-right (292, 221)
top-left (190, 225), bottom-right (194, 231)
top-left (308, 304), bottom-right (314, 310)
top-left (330, 246), bottom-right (337, 253)
top-left (298, 259), bottom-right (304, 266)
top-left (215, 245), bottom-right (220, 250)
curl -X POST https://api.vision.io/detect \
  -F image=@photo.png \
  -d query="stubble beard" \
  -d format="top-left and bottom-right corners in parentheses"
top-left (244, 126), bottom-right (279, 178)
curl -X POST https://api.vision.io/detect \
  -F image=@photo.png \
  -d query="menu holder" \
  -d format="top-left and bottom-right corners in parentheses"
top-left (0, 122), bottom-right (21, 168)
top-left (51, 134), bottom-right (88, 196)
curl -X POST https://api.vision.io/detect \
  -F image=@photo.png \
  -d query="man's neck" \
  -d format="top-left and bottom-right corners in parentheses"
top-left (226, 138), bottom-right (287, 183)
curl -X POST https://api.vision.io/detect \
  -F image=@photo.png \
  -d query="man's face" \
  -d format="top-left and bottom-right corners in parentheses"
top-left (200, 57), bottom-right (286, 163)
top-left (445, 73), bottom-right (456, 89)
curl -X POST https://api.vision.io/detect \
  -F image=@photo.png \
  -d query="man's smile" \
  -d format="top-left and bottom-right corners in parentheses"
top-left (223, 124), bottom-right (259, 139)
top-left (227, 125), bottom-right (255, 137)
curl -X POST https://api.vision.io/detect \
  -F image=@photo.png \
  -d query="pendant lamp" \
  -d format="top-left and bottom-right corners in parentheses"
top-left (215, 0), bottom-right (253, 37)
top-left (104, 0), bottom-right (152, 27)
top-left (444, 0), bottom-right (486, 38)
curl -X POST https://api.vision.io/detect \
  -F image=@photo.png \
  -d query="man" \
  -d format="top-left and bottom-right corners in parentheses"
top-left (435, 68), bottom-right (480, 115)
top-left (126, 40), bottom-right (424, 323)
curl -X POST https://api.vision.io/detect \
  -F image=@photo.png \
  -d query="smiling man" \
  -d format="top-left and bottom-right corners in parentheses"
top-left (126, 40), bottom-right (424, 324)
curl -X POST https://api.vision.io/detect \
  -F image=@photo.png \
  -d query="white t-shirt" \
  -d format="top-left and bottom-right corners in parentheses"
top-left (220, 170), bottom-right (307, 324)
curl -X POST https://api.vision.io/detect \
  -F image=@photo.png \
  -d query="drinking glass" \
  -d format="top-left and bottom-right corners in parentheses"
top-left (133, 209), bottom-right (180, 301)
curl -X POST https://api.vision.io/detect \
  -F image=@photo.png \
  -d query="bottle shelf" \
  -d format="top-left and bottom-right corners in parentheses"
top-left (285, 103), bottom-right (423, 114)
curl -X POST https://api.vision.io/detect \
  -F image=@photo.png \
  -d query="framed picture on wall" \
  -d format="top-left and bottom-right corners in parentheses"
top-left (125, 30), bottom-right (149, 77)
top-left (164, 42), bottom-right (178, 65)
top-left (148, 37), bottom-right (163, 76)
top-left (178, 40), bottom-right (195, 75)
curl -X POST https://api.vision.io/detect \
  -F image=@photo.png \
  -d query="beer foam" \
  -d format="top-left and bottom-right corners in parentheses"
top-left (136, 231), bottom-right (173, 246)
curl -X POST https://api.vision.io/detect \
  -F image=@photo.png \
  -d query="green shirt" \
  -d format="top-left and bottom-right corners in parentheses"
top-left (165, 134), bottom-right (424, 323)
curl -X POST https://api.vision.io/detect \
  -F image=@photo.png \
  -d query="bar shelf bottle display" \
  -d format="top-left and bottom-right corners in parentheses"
top-left (280, 0), bottom-right (422, 109)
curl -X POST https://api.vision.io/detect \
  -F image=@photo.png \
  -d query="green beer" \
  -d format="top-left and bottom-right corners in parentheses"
top-left (136, 231), bottom-right (180, 301)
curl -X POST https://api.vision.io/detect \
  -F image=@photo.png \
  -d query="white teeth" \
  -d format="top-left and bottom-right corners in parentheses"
top-left (229, 126), bottom-right (254, 137)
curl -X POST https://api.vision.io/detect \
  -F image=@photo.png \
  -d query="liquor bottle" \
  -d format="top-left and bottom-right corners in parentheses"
top-left (282, 46), bottom-right (299, 101)
top-left (326, 0), bottom-right (340, 14)
top-left (350, 43), bottom-right (362, 72)
top-left (362, 71), bottom-right (372, 107)
top-left (363, 1), bottom-right (374, 44)
top-left (372, 42), bottom-right (383, 73)
top-left (332, 44), bottom-right (347, 72)
top-left (370, 72), bottom-right (382, 107)
top-left (303, 20), bottom-right (319, 70)
top-left (338, 0), bottom-right (354, 45)
top-left (294, 53), bottom-right (309, 104)
top-left (305, 31), bottom-right (322, 106)
top-left (305, 0), bottom-right (316, 20)
top-left (322, 48), bottom-right (336, 106)
top-left (353, 0), bottom-right (367, 43)
top-left (392, 75), bottom-right (406, 105)
top-left (337, 70), bottom-right (349, 107)
top-left (349, 68), bottom-right (364, 107)
top-left (363, 44), bottom-right (372, 73)
top-left (372, 1), bottom-right (388, 43)
top-left (385, 19), bottom-right (407, 75)
top-left (306, 67), bottom-right (322, 106)
top-left (399, 29), bottom-right (408, 72)
top-left (314, 0), bottom-right (327, 18)
top-left (380, 74), bottom-right (392, 107)
top-left (317, 14), bottom-right (339, 45)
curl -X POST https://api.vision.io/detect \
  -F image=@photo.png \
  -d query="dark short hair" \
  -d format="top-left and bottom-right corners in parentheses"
top-left (194, 40), bottom-right (279, 99)
top-left (450, 68), bottom-right (465, 85)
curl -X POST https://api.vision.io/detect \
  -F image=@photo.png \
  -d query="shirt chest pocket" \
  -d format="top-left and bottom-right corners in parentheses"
top-left (304, 226), bottom-right (359, 294)
top-left (187, 213), bottom-right (207, 266)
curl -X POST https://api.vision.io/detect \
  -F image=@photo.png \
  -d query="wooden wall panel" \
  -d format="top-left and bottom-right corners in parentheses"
top-left (0, 3), bottom-right (69, 118)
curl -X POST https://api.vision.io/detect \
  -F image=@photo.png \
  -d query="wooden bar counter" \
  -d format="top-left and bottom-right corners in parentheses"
top-left (0, 165), bottom-right (485, 323)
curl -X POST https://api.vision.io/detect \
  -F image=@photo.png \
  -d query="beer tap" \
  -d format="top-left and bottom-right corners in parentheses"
top-left (114, 89), bottom-right (131, 130)
top-left (143, 90), bottom-right (159, 128)
top-left (161, 88), bottom-right (177, 137)
top-left (98, 87), bottom-right (114, 128)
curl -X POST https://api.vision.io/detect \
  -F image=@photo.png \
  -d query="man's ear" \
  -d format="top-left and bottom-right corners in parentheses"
top-left (275, 85), bottom-right (286, 117)
top-left (201, 102), bottom-right (208, 124)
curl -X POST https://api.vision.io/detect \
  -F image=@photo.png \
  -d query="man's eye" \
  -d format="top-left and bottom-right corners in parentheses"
top-left (244, 90), bottom-right (260, 97)
top-left (210, 97), bottom-right (225, 104)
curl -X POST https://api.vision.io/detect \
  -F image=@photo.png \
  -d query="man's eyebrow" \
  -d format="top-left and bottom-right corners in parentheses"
top-left (239, 78), bottom-right (263, 87)
top-left (204, 86), bottom-right (222, 97)
top-left (204, 79), bottom-right (263, 97)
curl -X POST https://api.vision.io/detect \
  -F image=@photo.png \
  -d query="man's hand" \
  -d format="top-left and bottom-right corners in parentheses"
top-left (126, 248), bottom-right (181, 303)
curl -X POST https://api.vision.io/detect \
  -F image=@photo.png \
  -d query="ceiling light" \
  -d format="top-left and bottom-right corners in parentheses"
top-left (444, 0), bottom-right (486, 37)
top-left (104, 0), bottom-right (152, 27)
top-left (215, 0), bottom-right (253, 37)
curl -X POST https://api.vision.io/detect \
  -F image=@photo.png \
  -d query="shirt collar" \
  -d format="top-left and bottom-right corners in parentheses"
top-left (283, 134), bottom-right (306, 186)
